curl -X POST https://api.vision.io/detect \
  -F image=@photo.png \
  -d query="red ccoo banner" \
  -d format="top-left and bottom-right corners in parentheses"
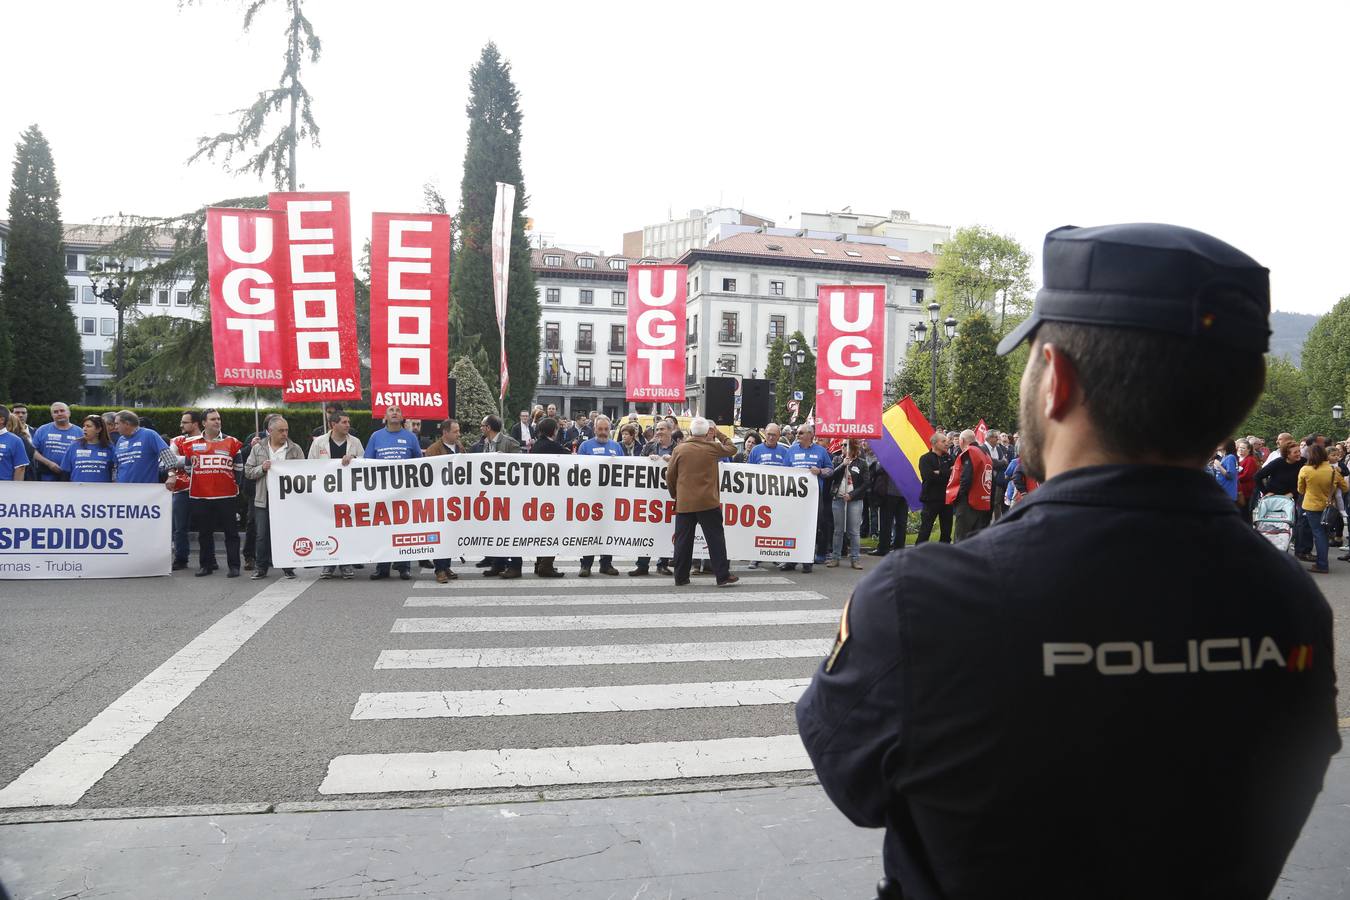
top-left (370, 213), bottom-right (451, 419)
top-left (626, 265), bottom-right (687, 402)
top-left (268, 191), bottom-right (362, 401)
top-left (814, 284), bottom-right (886, 438)
top-left (206, 207), bottom-right (286, 387)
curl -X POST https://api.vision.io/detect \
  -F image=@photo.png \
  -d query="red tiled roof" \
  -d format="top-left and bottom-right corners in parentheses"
top-left (687, 232), bottom-right (936, 271)
top-left (0, 220), bottom-right (177, 252)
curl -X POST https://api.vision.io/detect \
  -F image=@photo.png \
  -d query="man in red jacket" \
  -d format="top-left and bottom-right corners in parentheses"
top-left (946, 428), bottom-right (992, 541)
top-left (184, 409), bottom-right (244, 577)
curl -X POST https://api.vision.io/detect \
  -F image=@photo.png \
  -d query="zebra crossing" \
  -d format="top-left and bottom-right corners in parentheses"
top-left (317, 564), bottom-right (842, 797)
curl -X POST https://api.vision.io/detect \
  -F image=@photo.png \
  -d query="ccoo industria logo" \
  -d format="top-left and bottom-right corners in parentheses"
top-left (755, 536), bottom-right (797, 549)
top-left (393, 532), bottom-right (440, 547)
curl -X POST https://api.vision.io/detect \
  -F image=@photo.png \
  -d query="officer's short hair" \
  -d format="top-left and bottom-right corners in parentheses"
top-left (1030, 322), bottom-right (1264, 462)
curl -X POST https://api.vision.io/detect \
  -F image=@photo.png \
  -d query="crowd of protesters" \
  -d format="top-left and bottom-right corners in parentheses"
top-left (3, 398), bottom-right (1347, 579)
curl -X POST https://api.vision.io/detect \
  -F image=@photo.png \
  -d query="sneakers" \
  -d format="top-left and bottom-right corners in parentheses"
top-left (825, 559), bottom-right (840, 568)
top-left (778, 563), bottom-right (797, 572)
top-left (282, 568), bottom-right (296, 579)
top-left (747, 561), bottom-right (761, 569)
top-left (339, 566), bottom-right (355, 579)
top-left (320, 568), bottom-right (335, 580)
top-left (850, 559), bottom-right (863, 570)
top-left (866, 549), bottom-right (888, 557)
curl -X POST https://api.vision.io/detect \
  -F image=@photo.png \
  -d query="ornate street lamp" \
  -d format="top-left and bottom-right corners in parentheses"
top-left (913, 302), bottom-right (957, 424)
top-left (88, 260), bottom-right (131, 405)
top-left (781, 337), bottom-right (808, 422)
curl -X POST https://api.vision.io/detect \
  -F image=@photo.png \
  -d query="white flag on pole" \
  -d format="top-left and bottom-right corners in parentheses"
top-left (491, 181), bottom-right (516, 408)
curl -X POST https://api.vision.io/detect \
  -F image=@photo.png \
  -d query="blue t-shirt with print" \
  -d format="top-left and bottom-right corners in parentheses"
top-left (0, 430), bottom-right (29, 480)
top-left (366, 428), bottom-right (423, 460)
top-left (114, 427), bottom-right (168, 483)
top-left (32, 422), bottom-right (82, 481)
top-left (749, 443), bottom-right (791, 467)
top-left (787, 442), bottom-right (833, 488)
top-left (578, 438), bottom-right (622, 457)
top-left (62, 441), bottom-right (116, 483)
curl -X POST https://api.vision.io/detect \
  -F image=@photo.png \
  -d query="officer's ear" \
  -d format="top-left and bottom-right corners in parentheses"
top-left (1039, 343), bottom-right (1080, 423)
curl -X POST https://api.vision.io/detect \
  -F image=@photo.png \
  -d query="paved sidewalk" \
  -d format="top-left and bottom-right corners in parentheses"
top-left (1, 753), bottom-right (1346, 899)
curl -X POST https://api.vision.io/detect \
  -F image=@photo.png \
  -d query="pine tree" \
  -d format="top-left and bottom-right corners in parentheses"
top-left (943, 313), bottom-right (1012, 430)
top-left (0, 125), bottom-right (83, 402)
top-left (450, 355), bottom-right (498, 436)
top-left (451, 43), bottom-right (540, 417)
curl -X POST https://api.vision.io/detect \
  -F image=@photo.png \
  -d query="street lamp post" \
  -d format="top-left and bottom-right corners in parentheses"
top-left (1333, 404), bottom-right (1344, 423)
top-left (88, 260), bottom-right (130, 405)
top-left (781, 337), bottom-right (807, 422)
top-left (913, 302), bottom-right (957, 425)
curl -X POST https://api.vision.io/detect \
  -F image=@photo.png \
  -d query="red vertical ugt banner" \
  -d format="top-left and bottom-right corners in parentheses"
top-left (626, 265), bottom-right (687, 402)
top-left (814, 284), bottom-right (886, 438)
top-left (206, 207), bottom-right (286, 387)
top-left (370, 213), bottom-right (451, 419)
top-left (268, 192), bottom-right (362, 401)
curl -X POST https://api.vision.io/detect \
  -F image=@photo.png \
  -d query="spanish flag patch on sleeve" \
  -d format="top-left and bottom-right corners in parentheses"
top-left (825, 594), bottom-right (852, 673)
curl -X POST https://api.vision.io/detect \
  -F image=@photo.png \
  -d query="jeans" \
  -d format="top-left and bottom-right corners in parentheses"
top-left (672, 508), bottom-right (729, 582)
top-left (1305, 510), bottom-right (1329, 570)
top-left (815, 490), bottom-right (833, 560)
top-left (875, 495), bottom-right (909, 552)
top-left (172, 491), bottom-right (191, 564)
top-left (580, 555), bottom-right (612, 571)
top-left (254, 504), bottom-right (273, 570)
top-left (916, 502), bottom-right (953, 544)
top-left (831, 498), bottom-right (863, 561)
top-left (1294, 499), bottom-right (1312, 555)
top-left (243, 502), bottom-right (258, 561)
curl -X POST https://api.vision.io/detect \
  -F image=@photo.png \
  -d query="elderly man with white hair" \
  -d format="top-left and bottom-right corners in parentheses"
top-left (665, 417), bottom-right (738, 587)
top-left (949, 428), bottom-right (993, 541)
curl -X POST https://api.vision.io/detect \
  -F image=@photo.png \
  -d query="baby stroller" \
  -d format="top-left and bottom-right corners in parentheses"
top-left (1253, 494), bottom-right (1297, 553)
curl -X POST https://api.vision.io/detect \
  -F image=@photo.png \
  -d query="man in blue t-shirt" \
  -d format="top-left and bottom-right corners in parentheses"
top-left (31, 402), bottom-right (81, 481)
top-left (367, 407), bottom-right (422, 581)
top-left (0, 404), bottom-right (30, 481)
top-left (577, 415), bottom-right (622, 576)
top-left (748, 423), bottom-right (791, 467)
top-left (783, 424), bottom-right (832, 573)
top-left (113, 410), bottom-right (169, 483)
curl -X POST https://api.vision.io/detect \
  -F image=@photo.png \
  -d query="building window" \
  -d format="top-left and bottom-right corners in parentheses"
top-left (810, 248), bottom-right (827, 256)
top-left (69, 286), bottom-right (79, 305)
top-left (579, 289), bottom-right (594, 305)
top-left (694, 276), bottom-right (699, 292)
top-left (910, 288), bottom-right (924, 304)
top-left (609, 361), bottom-right (623, 385)
top-left (94, 349), bottom-right (105, 369)
top-left (717, 355), bottom-right (738, 374)
top-left (544, 254), bottom-right (562, 267)
top-left (577, 256), bottom-right (595, 269)
top-left (719, 312), bottom-right (740, 344)
top-left (100, 318), bottom-right (116, 336)
top-left (66, 253), bottom-right (79, 272)
top-left (157, 289), bottom-right (170, 306)
top-left (81, 318), bottom-right (95, 335)
top-left (907, 323), bottom-right (918, 343)
top-left (608, 258), bottom-right (627, 270)
top-left (137, 289), bottom-right (151, 306)
top-left (577, 323), bottom-right (594, 352)
top-left (610, 323), bottom-right (624, 352)
top-left (769, 280), bottom-right (784, 296)
top-left (545, 287), bottom-right (560, 303)
top-left (82, 285), bottom-right (96, 304)
top-left (544, 322), bottom-right (560, 350)
top-left (611, 290), bottom-right (626, 307)
top-left (844, 250), bottom-right (862, 257)
top-left (722, 278), bottom-right (736, 292)
top-left (577, 360), bottom-right (592, 386)
top-left (768, 315), bottom-right (786, 343)
top-left (82, 350), bottom-right (95, 367)
top-left (175, 290), bottom-right (190, 306)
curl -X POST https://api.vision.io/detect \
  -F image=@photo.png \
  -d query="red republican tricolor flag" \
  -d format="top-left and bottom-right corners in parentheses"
top-left (206, 207), bottom-right (286, 387)
top-left (268, 191), bottom-right (362, 402)
top-left (370, 213), bottom-right (451, 419)
top-left (814, 284), bottom-right (886, 438)
top-left (627, 265), bottom-right (687, 403)
top-left (974, 418), bottom-right (988, 445)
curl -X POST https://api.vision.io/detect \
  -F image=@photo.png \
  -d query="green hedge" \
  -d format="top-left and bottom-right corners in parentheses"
top-left (21, 405), bottom-right (380, 442)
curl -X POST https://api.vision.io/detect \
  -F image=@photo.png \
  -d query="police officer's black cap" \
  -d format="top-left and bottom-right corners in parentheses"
top-left (996, 223), bottom-right (1270, 356)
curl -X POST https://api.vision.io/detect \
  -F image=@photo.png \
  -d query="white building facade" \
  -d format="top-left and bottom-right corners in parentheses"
top-left (799, 208), bottom-right (951, 253)
top-left (0, 221), bottom-right (198, 405)
top-left (629, 207), bottom-right (775, 260)
top-left (676, 232), bottom-right (936, 415)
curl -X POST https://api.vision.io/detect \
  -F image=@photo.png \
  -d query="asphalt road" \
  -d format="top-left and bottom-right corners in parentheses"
top-left (2, 549), bottom-right (1347, 816)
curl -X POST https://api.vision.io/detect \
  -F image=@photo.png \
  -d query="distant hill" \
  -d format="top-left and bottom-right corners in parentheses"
top-left (1269, 311), bottom-right (1318, 366)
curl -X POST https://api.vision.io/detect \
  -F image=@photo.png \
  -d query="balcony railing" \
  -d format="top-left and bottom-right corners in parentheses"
top-left (577, 376), bottom-right (592, 387)
top-left (544, 337), bottom-right (561, 351)
top-left (718, 330), bottom-right (742, 345)
top-left (576, 339), bottom-right (595, 353)
top-left (686, 333), bottom-right (698, 346)
top-left (608, 341), bottom-right (625, 354)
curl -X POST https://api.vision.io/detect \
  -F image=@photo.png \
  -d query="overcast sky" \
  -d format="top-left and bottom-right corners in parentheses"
top-left (1, 1), bottom-right (1344, 315)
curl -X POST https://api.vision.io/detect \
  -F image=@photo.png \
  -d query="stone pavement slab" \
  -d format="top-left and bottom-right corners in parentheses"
top-left (1, 754), bottom-right (1346, 899)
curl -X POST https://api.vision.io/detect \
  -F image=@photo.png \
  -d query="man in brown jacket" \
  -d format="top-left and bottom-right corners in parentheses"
top-left (666, 416), bottom-right (738, 587)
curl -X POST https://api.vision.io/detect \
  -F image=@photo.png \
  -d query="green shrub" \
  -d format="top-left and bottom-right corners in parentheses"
top-left (21, 405), bottom-right (379, 444)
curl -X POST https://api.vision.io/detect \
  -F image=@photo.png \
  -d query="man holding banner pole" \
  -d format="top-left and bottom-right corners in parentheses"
top-left (666, 417), bottom-right (738, 587)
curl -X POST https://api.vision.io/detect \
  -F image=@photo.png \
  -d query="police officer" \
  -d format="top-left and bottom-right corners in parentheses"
top-left (796, 223), bottom-right (1340, 900)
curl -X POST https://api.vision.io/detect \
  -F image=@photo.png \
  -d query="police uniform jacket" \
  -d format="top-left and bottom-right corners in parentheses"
top-left (796, 464), bottom-right (1339, 900)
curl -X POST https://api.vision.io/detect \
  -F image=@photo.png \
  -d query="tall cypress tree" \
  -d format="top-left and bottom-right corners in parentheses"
top-left (451, 43), bottom-right (540, 417)
top-left (0, 125), bottom-right (83, 402)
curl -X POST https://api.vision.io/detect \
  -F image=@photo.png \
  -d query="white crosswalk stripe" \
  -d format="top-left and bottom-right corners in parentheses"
top-left (351, 678), bottom-right (810, 719)
top-left (403, 590), bottom-right (828, 607)
top-left (391, 609), bottom-right (840, 633)
top-left (326, 570), bottom-right (835, 798)
top-left (375, 639), bottom-right (834, 669)
top-left (319, 735), bottom-right (811, 795)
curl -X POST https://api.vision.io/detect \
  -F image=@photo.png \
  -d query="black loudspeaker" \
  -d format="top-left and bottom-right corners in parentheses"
top-left (704, 377), bottom-right (737, 426)
top-left (740, 378), bottom-right (775, 429)
top-left (446, 377), bottom-right (457, 421)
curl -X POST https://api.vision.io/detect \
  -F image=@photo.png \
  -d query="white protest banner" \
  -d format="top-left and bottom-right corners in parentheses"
top-left (0, 483), bottom-right (170, 579)
top-left (267, 456), bottom-right (817, 567)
